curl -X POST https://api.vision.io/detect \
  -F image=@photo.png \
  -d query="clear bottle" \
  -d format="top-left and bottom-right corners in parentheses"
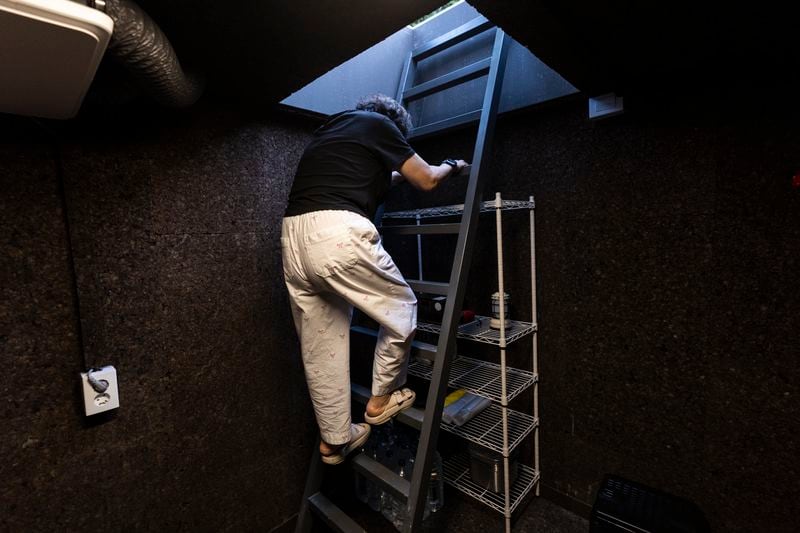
top-left (382, 459), bottom-right (407, 531)
top-left (367, 436), bottom-right (384, 512)
top-left (354, 471), bottom-right (369, 505)
top-left (427, 451), bottom-right (445, 513)
top-left (376, 424), bottom-right (396, 465)
top-left (355, 437), bottom-right (376, 505)
top-left (397, 441), bottom-right (414, 472)
top-left (379, 448), bottom-right (397, 517)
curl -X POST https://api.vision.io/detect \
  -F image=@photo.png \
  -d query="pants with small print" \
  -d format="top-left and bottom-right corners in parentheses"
top-left (281, 210), bottom-right (417, 445)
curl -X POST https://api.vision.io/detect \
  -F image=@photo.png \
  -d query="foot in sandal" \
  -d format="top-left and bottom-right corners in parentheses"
top-left (320, 423), bottom-right (371, 465)
top-left (364, 387), bottom-right (416, 425)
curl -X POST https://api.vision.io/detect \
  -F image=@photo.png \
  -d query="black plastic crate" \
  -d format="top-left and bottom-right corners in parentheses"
top-left (590, 475), bottom-right (710, 533)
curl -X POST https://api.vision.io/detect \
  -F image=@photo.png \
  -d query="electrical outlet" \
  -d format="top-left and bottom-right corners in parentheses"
top-left (80, 365), bottom-right (120, 416)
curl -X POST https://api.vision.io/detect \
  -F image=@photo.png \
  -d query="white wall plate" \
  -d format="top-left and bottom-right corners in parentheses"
top-left (80, 365), bottom-right (120, 416)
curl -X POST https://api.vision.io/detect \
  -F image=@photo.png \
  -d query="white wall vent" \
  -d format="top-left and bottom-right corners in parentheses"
top-left (0, 0), bottom-right (113, 119)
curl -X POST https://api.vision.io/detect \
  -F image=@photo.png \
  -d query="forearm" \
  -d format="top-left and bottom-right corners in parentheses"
top-left (429, 163), bottom-right (457, 186)
top-left (408, 164), bottom-right (451, 190)
top-left (398, 154), bottom-right (466, 192)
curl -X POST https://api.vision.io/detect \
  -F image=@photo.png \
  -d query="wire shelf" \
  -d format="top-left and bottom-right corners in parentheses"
top-left (383, 199), bottom-right (534, 219)
top-left (417, 315), bottom-right (536, 345)
top-left (441, 403), bottom-right (537, 454)
top-left (443, 452), bottom-right (539, 514)
top-left (408, 355), bottom-right (537, 403)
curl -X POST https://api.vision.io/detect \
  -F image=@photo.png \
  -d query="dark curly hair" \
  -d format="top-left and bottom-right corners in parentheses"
top-left (356, 94), bottom-right (413, 137)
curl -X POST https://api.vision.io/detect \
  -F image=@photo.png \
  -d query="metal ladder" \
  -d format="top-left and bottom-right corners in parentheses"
top-left (296, 17), bottom-right (510, 533)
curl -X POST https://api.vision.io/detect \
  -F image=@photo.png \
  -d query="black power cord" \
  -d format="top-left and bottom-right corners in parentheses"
top-left (29, 118), bottom-right (91, 374)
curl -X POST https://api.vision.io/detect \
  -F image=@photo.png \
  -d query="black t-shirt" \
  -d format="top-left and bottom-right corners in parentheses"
top-left (285, 110), bottom-right (416, 220)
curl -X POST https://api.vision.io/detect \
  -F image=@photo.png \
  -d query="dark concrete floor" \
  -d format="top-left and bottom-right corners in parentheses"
top-left (277, 481), bottom-right (588, 533)
top-left (418, 487), bottom-right (589, 533)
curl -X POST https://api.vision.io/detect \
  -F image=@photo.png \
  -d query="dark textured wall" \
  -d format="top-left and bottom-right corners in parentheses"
top-left (4, 89), bottom-right (798, 532)
top-left (406, 93), bottom-right (799, 532)
top-left (1, 108), bottom-right (315, 531)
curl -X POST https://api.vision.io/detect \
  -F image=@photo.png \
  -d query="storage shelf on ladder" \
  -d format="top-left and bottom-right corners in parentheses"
top-left (417, 315), bottom-right (537, 345)
top-left (407, 355), bottom-right (536, 404)
top-left (444, 454), bottom-right (540, 515)
top-left (383, 194), bottom-right (541, 523)
top-left (296, 15), bottom-right (513, 533)
top-left (393, 195), bottom-right (542, 524)
top-left (350, 333), bottom-right (538, 454)
top-left (381, 199), bottom-right (535, 220)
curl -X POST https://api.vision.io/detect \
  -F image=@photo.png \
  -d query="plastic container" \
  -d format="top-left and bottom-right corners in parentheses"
top-left (442, 392), bottom-right (490, 426)
top-left (468, 444), bottom-right (519, 493)
top-left (489, 291), bottom-right (510, 329)
top-left (418, 293), bottom-right (446, 323)
top-left (452, 394), bottom-right (491, 426)
top-left (590, 474), bottom-right (710, 532)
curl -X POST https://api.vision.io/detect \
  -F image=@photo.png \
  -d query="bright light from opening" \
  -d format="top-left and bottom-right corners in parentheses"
top-left (409, 0), bottom-right (463, 28)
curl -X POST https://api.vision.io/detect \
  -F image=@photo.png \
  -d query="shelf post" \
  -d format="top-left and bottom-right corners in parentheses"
top-left (494, 192), bottom-right (512, 533)
top-left (417, 213), bottom-right (423, 280)
top-left (530, 195), bottom-right (540, 496)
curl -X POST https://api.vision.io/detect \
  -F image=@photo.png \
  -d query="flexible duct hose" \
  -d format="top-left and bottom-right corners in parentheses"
top-left (104, 0), bottom-right (203, 108)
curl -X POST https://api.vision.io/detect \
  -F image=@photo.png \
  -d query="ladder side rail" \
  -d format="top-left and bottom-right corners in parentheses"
top-left (307, 493), bottom-right (367, 533)
top-left (295, 443), bottom-right (326, 533)
top-left (405, 29), bottom-right (511, 533)
top-left (396, 51), bottom-right (415, 104)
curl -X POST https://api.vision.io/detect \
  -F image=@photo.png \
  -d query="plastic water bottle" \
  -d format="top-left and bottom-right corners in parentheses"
top-left (362, 425), bottom-right (446, 530)
top-left (427, 451), bottom-right (445, 513)
top-left (355, 437), bottom-right (376, 505)
top-left (367, 434), bottom-right (384, 511)
top-left (354, 471), bottom-right (369, 506)
top-left (397, 441), bottom-right (414, 473)
top-left (376, 425), bottom-right (396, 464)
top-left (382, 459), bottom-right (408, 531)
top-left (379, 447), bottom-right (397, 518)
top-left (367, 445), bottom-right (385, 511)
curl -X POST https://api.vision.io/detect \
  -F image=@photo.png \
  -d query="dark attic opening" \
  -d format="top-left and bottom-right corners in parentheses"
top-left (1, 1), bottom-right (798, 533)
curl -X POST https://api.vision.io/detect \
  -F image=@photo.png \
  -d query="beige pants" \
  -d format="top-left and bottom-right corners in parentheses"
top-left (281, 210), bottom-right (417, 445)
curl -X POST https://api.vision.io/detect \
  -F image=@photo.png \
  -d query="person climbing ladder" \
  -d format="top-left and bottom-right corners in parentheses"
top-left (281, 93), bottom-right (468, 464)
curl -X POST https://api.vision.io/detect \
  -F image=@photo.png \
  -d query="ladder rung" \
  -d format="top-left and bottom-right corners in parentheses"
top-left (379, 223), bottom-right (460, 235)
top-left (351, 325), bottom-right (437, 363)
top-left (307, 492), bottom-right (366, 533)
top-left (351, 383), bottom-right (424, 430)
top-left (408, 109), bottom-right (482, 140)
top-left (352, 453), bottom-right (411, 502)
top-left (412, 16), bottom-right (493, 61)
top-left (403, 57), bottom-right (491, 103)
top-left (407, 279), bottom-right (449, 295)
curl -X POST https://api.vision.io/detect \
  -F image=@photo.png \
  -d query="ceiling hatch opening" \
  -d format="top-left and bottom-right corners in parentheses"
top-left (280, 1), bottom-right (577, 137)
top-left (409, 0), bottom-right (463, 28)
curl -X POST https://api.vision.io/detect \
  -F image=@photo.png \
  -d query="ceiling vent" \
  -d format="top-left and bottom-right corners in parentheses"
top-left (0, 0), bottom-right (113, 119)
